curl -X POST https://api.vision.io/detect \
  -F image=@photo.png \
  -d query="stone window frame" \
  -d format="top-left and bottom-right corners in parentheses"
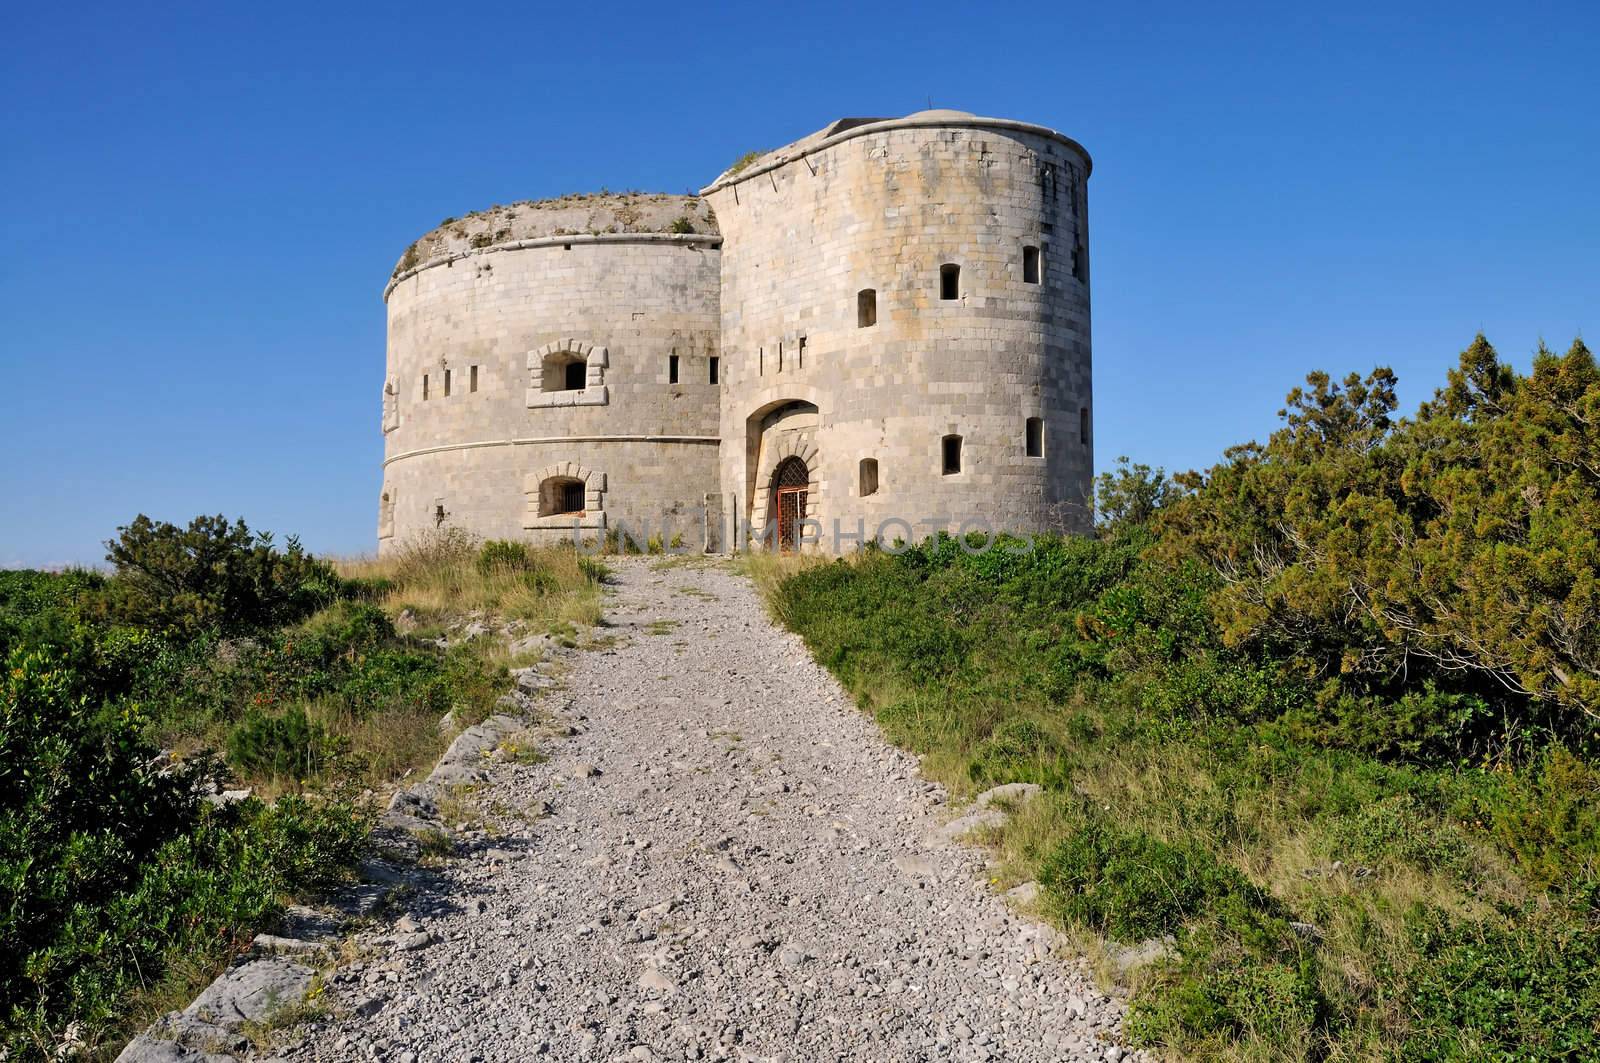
top-left (382, 378), bottom-right (399, 434)
top-left (526, 339), bottom-right (609, 409)
top-left (524, 462), bottom-right (607, 531)
top-left (378, 486), bottom-right (395, 539)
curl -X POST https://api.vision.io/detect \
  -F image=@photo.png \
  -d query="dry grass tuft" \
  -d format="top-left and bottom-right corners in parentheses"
top-left (336, 529), bottom-right (605, 628)
top-left (735, 550), bottom-right (830, 614)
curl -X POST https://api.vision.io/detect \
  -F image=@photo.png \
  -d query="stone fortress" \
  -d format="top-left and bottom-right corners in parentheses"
top-left (378, 109), bottom-right (1093, 553)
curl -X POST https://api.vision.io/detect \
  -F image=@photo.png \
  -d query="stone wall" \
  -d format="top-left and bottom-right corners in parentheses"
top-left (380, 234), bottom-right (722, 551)
top-left (377, 111), bottom-right (1094, 554)
top-left (704, 112), bottom-right (1094, 548)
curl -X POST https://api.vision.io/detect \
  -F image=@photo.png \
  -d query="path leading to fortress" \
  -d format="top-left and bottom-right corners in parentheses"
top-left (284, 559), bottom-right (1133, 1063)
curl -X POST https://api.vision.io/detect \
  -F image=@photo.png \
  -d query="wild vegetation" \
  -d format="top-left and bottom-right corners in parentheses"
top-left (0, 519), bottom-right (602, 1059)
top-left (769, 336), bottom-right (1600, 1061)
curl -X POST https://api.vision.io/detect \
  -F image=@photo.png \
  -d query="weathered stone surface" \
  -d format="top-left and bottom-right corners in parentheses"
top-left (115, 1036), bottom-right (236, 1063)
top-left (1006, 880), bottom-right (1043, 905)
top-left (924, 807), bottom-right (1008, 849)
top-left (184, 957), bottom-right (314, 1027)
top-left (975, 782), bottom-right (1044, 809)
top-left (378, 110), bottom-right (1093, 554)
top-left (426, 714), bottom-right (522, 786)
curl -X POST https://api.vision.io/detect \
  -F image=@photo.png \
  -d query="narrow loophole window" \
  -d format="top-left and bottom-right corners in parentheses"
top-left (1026, 417), bottom-right (1043, 457)
top-left (859, 458), bottom-right (879, 497)
top-left (1023, 246), bottom-right (1040, 284)
top-left (1080, 406), bottom-right (1090, 445)
top-left (942, 435), bottom-right (962, 475)
top-left (709, 356), bottom-right (720, 385)
top-left (857, 289), bottom-right (877, 327)
top-left (469, 365), bottom-right (479, 392)
top-left (422, 374), bottom-right (429, 400)
top-left (669, 354), bottom-right (680, 384)
top-left (798, 336), bottom-right (806, 369)
top-left (443, 368), bottom-right (451, 397)
top-left (939, 264), bottom-right (960, 300)
top-left (1074, 244), bottom-right (1088, 283)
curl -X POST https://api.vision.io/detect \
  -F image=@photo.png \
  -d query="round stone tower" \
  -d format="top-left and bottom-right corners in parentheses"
top-left (702, 110), bottom-right (1093, 549)
top-left (378, 193), bottom-right (723, 552)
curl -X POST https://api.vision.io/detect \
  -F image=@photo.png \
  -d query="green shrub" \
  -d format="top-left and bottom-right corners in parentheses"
top-left (967, 717), bottom-right (1064, 786)
top-left (1280, 683), bottom-right (1496, 762)
top-left (292, 599), bottom-right (395, 653)
top-left (92, 514), bottom-right (339, 636)
top-left (226, 706), bottom-right (336, 779)
top-left (1159, 336), bottom-right (1600, 749)
top-left (1, 646), bottom-right (367, 1054)
top-left (1038, 817), bottom-right (1271, 943)
top-left (1466, 746), bottom-right (1600, 893)
top-left (1401, 908), bottom-right (1600, 1059)
top-left (1334, 793), bottom-right (1475, 878)
top-left (0, 569), bottom-right (105, 660)
top-left (1131, 939), bottom-right (1324, 1050)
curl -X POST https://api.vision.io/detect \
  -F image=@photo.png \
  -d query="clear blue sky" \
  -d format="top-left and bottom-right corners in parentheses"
top-left (2, 1), bottom-right (1595, 568)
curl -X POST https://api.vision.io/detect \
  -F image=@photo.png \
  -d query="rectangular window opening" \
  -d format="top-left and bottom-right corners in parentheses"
top-left (669, 354), bottom-right (680, 384)
top-left (469, 365), bottom-right (479, 392)
top-left (859, 458), bottom-right (879, 497)
top-left (561, 481), bottom-right (585, 515)
top-left (1023, 246), bottom-right (1040, 284)
top-left (443, 368), bottom-right (451, 397)
top-left (798, 336), bottom-right (806, 369)
top-left (939, 264), bottom-right (960, 301)
top-left (1026, 417), bottom-right (1043, 457)
top-left (857, 288), bottom-right (877, 328)
top-left (942, 434), bottom-right (962, 475)
top-left (709, 356), bottom-right (720, 385)
top-left (1080, 406), bottom-right (1090, 446)
top-left (422, 373), bottom-right (429, 400)
top-left (564, 360), bottom-right (586, 391)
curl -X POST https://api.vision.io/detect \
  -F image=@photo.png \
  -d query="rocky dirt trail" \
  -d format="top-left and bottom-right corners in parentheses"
top-left (279, 558), bottom-right (1135, 1063)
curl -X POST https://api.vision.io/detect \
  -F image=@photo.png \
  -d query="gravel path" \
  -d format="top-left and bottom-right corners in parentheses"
top-left (283, 558), bottom-right (1133, 1063)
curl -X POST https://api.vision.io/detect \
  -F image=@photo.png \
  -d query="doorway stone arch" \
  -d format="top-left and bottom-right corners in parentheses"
top-left (751, 422), bottom-right (819, 548)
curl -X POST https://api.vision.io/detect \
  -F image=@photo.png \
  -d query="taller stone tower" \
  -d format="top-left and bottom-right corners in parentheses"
top-left (702, 110), bottom-right (1094, 549)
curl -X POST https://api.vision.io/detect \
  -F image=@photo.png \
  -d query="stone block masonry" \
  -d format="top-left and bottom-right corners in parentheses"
top-left (379, 111), bottom-right (1093, 553)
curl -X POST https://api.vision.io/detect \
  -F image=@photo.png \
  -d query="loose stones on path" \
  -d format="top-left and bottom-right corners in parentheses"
top-left (270, 559), bottom-right (1141, 1062)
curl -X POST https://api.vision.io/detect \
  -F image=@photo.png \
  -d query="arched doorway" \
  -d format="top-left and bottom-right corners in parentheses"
top-left (771, 456), bottom-right (809, 552)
